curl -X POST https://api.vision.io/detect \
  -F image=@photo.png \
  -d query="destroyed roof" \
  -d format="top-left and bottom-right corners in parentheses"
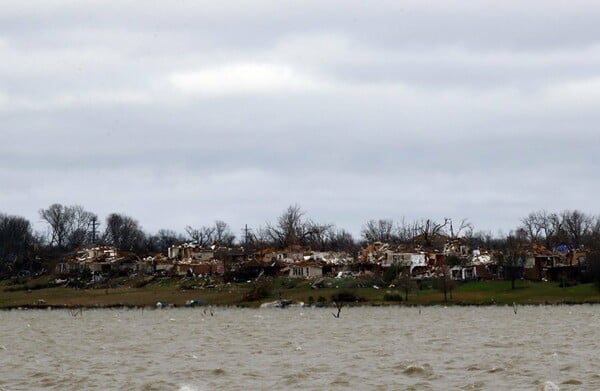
top-left (291, 260), bottom-right (324, 267)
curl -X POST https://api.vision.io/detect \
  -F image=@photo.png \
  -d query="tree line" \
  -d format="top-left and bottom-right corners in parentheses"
top-left (1, 203), bottom-right (600, 278)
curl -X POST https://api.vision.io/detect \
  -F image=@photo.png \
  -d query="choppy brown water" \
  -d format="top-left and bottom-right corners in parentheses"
top-left (1, 306), bottom-right (599, 390)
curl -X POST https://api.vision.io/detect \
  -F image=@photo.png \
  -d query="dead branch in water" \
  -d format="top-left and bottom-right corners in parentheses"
top-left (331, 301), bottom-right (343, 318)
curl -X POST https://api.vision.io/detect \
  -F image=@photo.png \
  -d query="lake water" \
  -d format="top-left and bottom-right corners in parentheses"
top-left (1, 305), bottom-right (599, 390)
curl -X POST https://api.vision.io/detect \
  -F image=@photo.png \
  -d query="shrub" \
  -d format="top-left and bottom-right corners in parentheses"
top-left (383, 292), bottom-right (403, 302)
top-left (558, 278), bottom-right (578, 288)
top-left (243, 279), bottom-right (273, 301)
top-left (316, 296), bottom-right (327, 307)
top-left (282, 278), bottom-right (303, 288)
top-left (4, 281), bottom-right (56, 292)
top-left (179, 280), bottom-right (197, 290)
top-left (417, 279), bottom-right (433, 290)
top-left (335, 278), bottom-right (361, 289)
top-left (131, 276), bottom-right (155, 289)
top-left (8, 276), bottom-right (27, 286)
top-left (383, 265), bottom-right (402, 283)
top-left (331, 290), bottom-right (364, 303)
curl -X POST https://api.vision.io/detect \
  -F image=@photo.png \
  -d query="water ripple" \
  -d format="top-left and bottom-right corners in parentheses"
top-left (2, 306), bottom-right (600, 389)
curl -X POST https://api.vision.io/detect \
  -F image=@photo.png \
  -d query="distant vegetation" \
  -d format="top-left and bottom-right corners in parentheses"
top-left (2, 204), bottom-right (600, 290)
top-left (1, 276), bottom-right (600, 309)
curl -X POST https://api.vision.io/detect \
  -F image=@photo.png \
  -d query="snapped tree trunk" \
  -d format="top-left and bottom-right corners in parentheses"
top-left (331, 301), bottom-right (343, 318)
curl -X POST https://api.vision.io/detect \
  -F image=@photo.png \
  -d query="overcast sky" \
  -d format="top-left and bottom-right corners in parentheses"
top-left (2, 1), bottom-right (600, 239)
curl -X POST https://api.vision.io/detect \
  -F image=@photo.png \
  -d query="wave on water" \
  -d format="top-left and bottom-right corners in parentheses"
top-left (402, 363), bottom-right (434, 377)
top-left (561, 379), bottom-right (582, 385)
top-left (3, 307), bottom-right (600, 390)
top-left (541, 381), bottom-right (560, 391)
top-left (179, 385), bottom-right (205, 391)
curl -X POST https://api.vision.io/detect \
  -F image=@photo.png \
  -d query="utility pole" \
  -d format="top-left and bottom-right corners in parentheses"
top-left (91, 216), bottom-right (98, 245)
top-left (445, 218), bottom-right (453, 239)
top-left (243, 224), bottom-right (253, 247)
top-left (241, 224), bottom-right (255, 252)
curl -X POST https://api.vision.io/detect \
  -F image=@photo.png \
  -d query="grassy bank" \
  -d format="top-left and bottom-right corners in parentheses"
top-left (1, 276), bottom-right (600, 309)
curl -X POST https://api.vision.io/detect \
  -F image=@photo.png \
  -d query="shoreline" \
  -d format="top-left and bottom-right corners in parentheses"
top-left (2, 277), bottom-right (600, 310)
top-left (4, 300), bottom-right (600, 311)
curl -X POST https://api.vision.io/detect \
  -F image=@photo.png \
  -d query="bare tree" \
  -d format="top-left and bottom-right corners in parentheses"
top-left (103, 213), bottom-right (145, 252)
top-left (518, 210), bottom-right (565, 248)
top-left (561, 210), bottom-right (592, 248)
top-left (146, 229), bottom-right (186, 252)
top-left (185, 225), bottom-right (215, 246)
top-left (39, 204), bottom-right (65, 248)
top-left (304, 224), bottom-right (333, 250)
top-left (0, 214), bottom-right (34, 276)
top-left (331, 301), bottom-right (343, 318)
top-left (397, 271), bottom-right (417, 301)
top-left (588, 217), bottom-right (600, 248)
top-left (39, 204), bottom-right (97, 250)
top-left (435, 265), bottom-right (456, 302)
top-left (360, 217), bottom-right (469, 245)
top-left (542, 212), bottom-right (564, 248)
top-left (69, 206), bottom-right (98, 248)
top-left (589, 251), bottom-right (600, 292)
top-left (520, 212), bottom-right (544, 244)
top-left (244, 226), bottom-right (271, 251)
top-left (447, 218), bottom-right (473, 240)
top-left (397, 218), bottom-right (417, 243)
top-left (361, 219), bottom-right (396, 243)
top-left (414, 219), bottom-right (449, 247)
top-left (185, 220), bottom-right (236, 247)
top-left (264, 205), bottom-right (330, 249)
top-left (502, 229), bottom-right (529, 289)
top-left (519, 209), bottom-right (594, 248)
top-left (265, 204), bottom-right (306, 247)
top-left (327, 228), bottom-right (357, 253)
top-left (469, 230), bottom-right (498, 249)
top-left (213, 220), bottom-right (236, 246)
top-left (303, 222), bottom-right (337, 250)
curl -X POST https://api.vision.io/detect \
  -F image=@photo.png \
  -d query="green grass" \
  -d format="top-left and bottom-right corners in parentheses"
top-left (449, 280), bottom-right (600, 305)
top-left (1, 276), bottom-right (600, 309)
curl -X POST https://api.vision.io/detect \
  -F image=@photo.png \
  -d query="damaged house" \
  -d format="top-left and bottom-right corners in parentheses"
top-left (54, 246), bottom-right (139, 276)
top-left (285, 261), bottom-right (324, 279)
top-left (168, 243), bottom-right (224, 277)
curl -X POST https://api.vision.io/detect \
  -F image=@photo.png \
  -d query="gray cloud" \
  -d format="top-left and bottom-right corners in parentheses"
top-left (1, 1), bottom-right (599, 237)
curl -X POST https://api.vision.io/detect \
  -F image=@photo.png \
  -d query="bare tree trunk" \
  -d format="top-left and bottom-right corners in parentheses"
top-left (331, 301), bottom-right (343, 318)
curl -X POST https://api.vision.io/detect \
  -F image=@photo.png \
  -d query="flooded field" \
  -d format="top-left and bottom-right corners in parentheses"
top-left (1, 305), bottom-right (599, 390)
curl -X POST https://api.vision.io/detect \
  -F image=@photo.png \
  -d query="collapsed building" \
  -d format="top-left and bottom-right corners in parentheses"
top-left (55, 246), bottom-right (139, 276)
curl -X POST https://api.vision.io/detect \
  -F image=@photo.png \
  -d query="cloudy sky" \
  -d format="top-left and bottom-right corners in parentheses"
top-left (2, 0), bottom-right (599, 238)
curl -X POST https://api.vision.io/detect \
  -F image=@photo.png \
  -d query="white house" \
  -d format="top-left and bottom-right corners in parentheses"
top-left (168, 243), bottom-right (214, 262)
top-left (289, 262), bottom-right (323, 278)
top-left (451, 265), bottom-right (477, 280)
top-left (381, 252), bottom-right (427, 274)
